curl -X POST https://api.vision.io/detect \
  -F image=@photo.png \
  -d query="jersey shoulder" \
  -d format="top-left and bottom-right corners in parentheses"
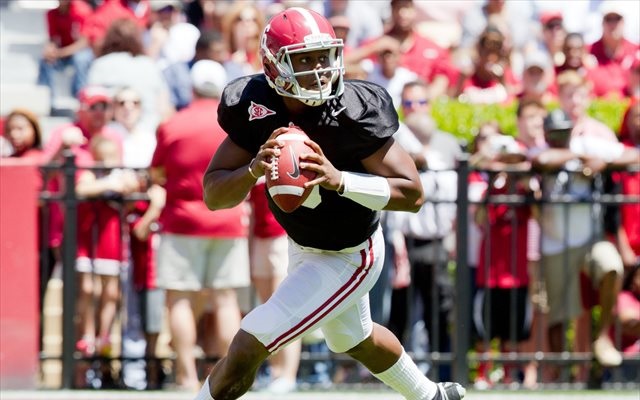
top-left (339, 79), bottom-right (399, 139)
top-left (220, 74), bottom-right (271, 109)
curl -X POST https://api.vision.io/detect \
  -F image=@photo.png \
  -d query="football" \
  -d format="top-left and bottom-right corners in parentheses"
top-left (266, 127), bottom-right (317, 213)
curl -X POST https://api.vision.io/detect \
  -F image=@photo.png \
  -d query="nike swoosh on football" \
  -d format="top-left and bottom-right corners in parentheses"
top-left (331, 106), bottom-right (347, 117)
top-left (287, 146), bottom-right (301, 179)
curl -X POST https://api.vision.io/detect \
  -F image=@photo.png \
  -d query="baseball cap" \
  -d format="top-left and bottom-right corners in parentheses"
top-left (540, 11), bottom-right (563, 26)
top-left (544, 109), bottom-right (573, 132)
top-left (77, 86), bottom-right (111, 106)
top-left (191, 60), bottom-right (227, 98)
top-left (599, 0), bottom-right (625, 17)
top-left (524, 51), bottom-right (552, 71)
top-left (150, 0), bottom-right (181, 12)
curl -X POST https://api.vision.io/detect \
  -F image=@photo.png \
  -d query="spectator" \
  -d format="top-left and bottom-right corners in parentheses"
top-left (220, 2), bottom-right (265, 76)
top-left (328, 15), bottom-right (353, 56)
top-left (517, 50), bottom-right (556, 104)
top-left (386, 111), bottom-right (461, 381)
top-left (37, 0), bottom-right (94, 114)
top-left (588, 2), bottom-right (640, 98)
top-left (189, 30), bottom-right (245, 83)
top-left (366, 38), bottom-right (418, 110)
top-left (184, 0), bottom-right (228, 33)
top-left (87, 18), bottom-right (173, 132)
top-left (150, 60), bottom-right (250, 390)
top-left (557, 70), bottom-right (618, 143)
top-left (349, 0), bottom-right (457, 99)
top-left (537, 11), bottom-right (567, 69)
top-left (459, 0), bottom-right (537, 66)
top-left (109, 87), bottom-right (155, 168)
top-left (43, 85), bottom-right (122, 160)
top-left (247, 181), bottom-right (301, 394)
top-left (145, 0), bottom-right (200, 110)
top-left (2, 108), bottom-right (43, 162)
top-left (533, 109), bottom-right (639, 376)
top-left (473, 131), bottom-right (533, 387)
top-left (515, 98), bottom-right (547, 151)
top-left (81, 0), bottom-right (150, 56)
top-left (515, 100), bottom-right (550, 387)
top-left (107, 86), bottom-right (164, 390)
top-left (127, 183), bottom-right (166, 390)
top-left (452, 26), bottom-right (518, 105)
top-left (555, 32), bottom-right (597, 81)
top-left (73, 134), bottom-right (139, 363)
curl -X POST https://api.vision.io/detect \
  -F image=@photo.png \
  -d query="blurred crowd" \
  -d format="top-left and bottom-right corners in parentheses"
top-left (0, 0), bottom-right (639, 394)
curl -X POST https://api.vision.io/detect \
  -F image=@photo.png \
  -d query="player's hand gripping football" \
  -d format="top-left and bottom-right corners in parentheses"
top-left (298, 139), bottom-right (342, 192)
top-left (248, 127), bottom-right (287, 178)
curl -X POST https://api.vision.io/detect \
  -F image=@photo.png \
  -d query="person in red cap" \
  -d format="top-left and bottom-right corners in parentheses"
top-left (539, 11), bottom-right (567, 68)
top-left (43, 86), bottom-right (122, 163)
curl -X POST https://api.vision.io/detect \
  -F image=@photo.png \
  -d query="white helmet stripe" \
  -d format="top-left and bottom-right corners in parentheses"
top-left (290, 7), bottom-right (320, 35)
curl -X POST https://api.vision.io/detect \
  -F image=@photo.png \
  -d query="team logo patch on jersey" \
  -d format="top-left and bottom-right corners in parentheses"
top-left (248, 101), bottom-right (276, 121)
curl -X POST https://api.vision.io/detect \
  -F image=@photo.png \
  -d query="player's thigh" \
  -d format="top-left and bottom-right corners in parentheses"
top-left (242, 229), bottom-right (383, 354)
top-left (320, 294), bottom-right (373, 353)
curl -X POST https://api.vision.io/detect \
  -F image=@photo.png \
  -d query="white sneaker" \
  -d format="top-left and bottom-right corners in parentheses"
top-left (265, 377), bottom-right (297, 394)
top-left (432, 382), bottom-right (466, 400)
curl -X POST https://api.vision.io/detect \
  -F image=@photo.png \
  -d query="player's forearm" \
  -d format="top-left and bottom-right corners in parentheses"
top-left (385, 177), bottom-right (424, 212)
top-left (203, 167), bottom-right (256, 210)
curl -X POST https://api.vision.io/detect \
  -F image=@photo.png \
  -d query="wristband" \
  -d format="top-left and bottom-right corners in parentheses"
top-left (338, 171), bottom-right (390, 210)
top-left (247, 158), bottom-right (259, 179)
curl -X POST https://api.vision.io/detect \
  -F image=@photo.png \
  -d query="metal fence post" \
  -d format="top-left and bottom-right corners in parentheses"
top-left (454, 155), bottom-right (470, 386)
top-left (61, 150), bottom-right (78, 389)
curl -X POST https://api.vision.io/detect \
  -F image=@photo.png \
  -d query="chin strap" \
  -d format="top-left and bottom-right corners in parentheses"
top-left (337, 171), bottom-right (391, 210)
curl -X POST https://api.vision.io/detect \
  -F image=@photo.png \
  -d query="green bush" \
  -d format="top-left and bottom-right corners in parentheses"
top-left (426, 97), bottom-right (630, 145)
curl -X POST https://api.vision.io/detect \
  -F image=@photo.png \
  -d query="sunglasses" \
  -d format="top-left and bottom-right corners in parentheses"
top-left (402, 99), bottom-right (429, 108)
top-left (88, 102), bottom-right (110, 112)
top-left (116, 99), bottom-right (141, 107)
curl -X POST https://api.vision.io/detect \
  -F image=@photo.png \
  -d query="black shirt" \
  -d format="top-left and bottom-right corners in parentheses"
top-left (218, 74), bottom-right (399, 250)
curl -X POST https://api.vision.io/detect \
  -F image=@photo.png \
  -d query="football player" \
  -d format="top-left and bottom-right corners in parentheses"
top-left (197, 7), bottom-right (466, 400)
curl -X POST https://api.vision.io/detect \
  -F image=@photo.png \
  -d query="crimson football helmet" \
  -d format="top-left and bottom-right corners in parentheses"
top-left (261, 7), bottom-right (344, 106)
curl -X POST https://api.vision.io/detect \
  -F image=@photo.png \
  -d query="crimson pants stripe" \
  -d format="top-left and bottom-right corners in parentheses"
top-left (266, 238), bottom-right (375, 353)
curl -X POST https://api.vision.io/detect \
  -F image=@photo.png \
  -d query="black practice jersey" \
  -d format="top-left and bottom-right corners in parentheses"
top-left (218, 74), bottom-right (399, 250)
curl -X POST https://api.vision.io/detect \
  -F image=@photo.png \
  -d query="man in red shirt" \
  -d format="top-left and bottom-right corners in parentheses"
top-left (81, 0), bottom-right (150, 55)
top-left (37, 0), bottom-right (94, 113)
top-left (588, 3), bottom-right (640, 98)
top-left (347, 0), bottom-right (457, 99)
top-left (150, 60), bottom-right (250, 391)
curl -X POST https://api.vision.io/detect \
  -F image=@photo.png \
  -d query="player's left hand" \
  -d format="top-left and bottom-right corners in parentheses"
top-left (299, 139), bottom-right (342, 191)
